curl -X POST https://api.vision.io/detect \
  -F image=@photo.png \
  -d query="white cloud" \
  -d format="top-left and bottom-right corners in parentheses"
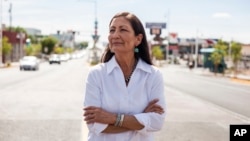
top-left (212, 12), bottom-right (232, 19)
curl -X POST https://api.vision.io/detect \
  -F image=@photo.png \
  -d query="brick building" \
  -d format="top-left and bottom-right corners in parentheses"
top-left (3, 30), bottom-right (26, 62)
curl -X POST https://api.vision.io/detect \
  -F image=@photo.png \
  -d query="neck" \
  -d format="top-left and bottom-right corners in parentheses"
top-left (116, 54), bottom-right (135, 67)
top-left (115, 56), bottom-right (137, 76)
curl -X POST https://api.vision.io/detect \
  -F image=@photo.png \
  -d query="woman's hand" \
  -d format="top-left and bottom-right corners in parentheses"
top-left (143, 99), bottom-right (164, 114)
top-left (83, 106), bottom-right (116, 124)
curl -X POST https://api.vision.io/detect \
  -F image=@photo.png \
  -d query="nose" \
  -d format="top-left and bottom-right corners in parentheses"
top-left (110, 30), bottom-right (120, 39)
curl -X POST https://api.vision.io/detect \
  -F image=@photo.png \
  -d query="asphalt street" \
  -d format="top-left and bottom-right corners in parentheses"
top-left (0, 56), bottom-right (250, 141)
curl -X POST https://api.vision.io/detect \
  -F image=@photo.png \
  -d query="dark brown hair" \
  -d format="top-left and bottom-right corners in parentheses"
top-left (101, 12), bottom-right (152, 65)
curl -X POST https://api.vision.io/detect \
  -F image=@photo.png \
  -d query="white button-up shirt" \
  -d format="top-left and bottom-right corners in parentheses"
top-left (84, 56), bottom-right (166, 141)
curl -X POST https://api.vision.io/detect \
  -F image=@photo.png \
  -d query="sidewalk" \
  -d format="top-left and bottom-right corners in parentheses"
top-left (156, 60), bottom-right (250, 83)
top-left (188, 66), bottom-right (250, 81)
top-left (187, 67), bottom-right (250, 85)
top-left (0, 62), bottom-right (19, 69)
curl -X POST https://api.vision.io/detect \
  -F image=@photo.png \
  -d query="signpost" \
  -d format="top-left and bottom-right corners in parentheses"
top-left (146, 22), bottom-right (168, 62)
top-left (146, 22), bottom-right (166, 36)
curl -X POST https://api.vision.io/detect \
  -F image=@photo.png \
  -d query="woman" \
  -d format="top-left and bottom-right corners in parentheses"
top-left (83, 12), bottom-right (166, 141)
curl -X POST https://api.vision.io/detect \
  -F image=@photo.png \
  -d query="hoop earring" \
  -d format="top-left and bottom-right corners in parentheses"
top-left (134, 47), bottom-right (139, 53)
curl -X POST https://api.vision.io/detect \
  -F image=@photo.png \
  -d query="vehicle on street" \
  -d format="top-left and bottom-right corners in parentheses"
top-left (49, 54), bottom-right (61, 64)
top-left (60, 53), bottom-right (70, 62)
top-left (19, 56), bottom-right (40, 71)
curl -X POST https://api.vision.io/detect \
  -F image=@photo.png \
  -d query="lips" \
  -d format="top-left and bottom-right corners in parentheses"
top-left (112, 42), bottom-right (123, 46)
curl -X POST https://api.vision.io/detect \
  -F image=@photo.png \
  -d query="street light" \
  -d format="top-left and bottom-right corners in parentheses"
top-left (79, 0), bottom-right (98, 41)
top-left (90, 0), bottom-right (99, 43)
top-left (80, 0), bottom-right (100, 64)
top-left (0, 0), bottom-right (3, 66)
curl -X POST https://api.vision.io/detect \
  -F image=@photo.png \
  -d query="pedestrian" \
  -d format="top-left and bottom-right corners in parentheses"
top-left (83, 11), bottom-right (166, 141)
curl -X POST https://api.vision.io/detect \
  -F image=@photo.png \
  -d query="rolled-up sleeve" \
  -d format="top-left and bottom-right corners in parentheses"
top-left (135, 112), bottom-right (165, 133)
top-left (87, 123), bottom-right (108, 135)
top-left (84, 68), bottom-right (108, 135)
top-left (134, 70), bottom-right (166, 133)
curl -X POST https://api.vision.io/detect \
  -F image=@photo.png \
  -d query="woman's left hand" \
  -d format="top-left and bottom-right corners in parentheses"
top-left (143, 99), bottom-right (164, 114)
top-left (83, 106), bottom-right (116, 124)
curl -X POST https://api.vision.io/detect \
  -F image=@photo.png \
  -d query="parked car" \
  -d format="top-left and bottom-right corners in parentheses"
top-left (49, 54), bottom-right (61, 64)
top-left (19, 56), bottom-right (40, 71)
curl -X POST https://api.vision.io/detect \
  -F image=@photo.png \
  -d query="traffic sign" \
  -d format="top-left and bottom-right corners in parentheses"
top-left (145, 22), bottom-right (166, 29)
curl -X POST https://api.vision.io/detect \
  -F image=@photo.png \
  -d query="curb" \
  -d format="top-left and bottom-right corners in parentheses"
top-left (0, 63), bottom-right (19, 69)
top-left (230, 78), bottom-right (250, 85)
top-left (163, 64), bottom-right (250, 84)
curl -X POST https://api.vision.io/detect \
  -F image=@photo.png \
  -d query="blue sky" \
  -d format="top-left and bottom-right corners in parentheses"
top-left (1, 0), bottom-right (250, 44)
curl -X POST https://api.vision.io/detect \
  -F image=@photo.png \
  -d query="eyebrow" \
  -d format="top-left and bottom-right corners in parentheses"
top-left (110, 25), bottom-right (129, 29)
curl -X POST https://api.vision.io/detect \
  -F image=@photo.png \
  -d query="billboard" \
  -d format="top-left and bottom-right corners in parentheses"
top-left (169, 33), bottom-right (178, 44)
top-left (145, 22), bottom-right (166, 29)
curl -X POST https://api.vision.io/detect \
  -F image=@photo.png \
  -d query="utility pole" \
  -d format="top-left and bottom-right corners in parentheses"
top-left (8, 1), bottom-right (12, 31)
top-left (0, 0), bottom-right (3, 66)
top-left (165, 10), bottom-right (170, 62)
top-left (229, 39), bottom-right (232, 60)
top-left (194, 29), bottom-right (199, 68)
top-left (228, 39), bottom-right (233, 68)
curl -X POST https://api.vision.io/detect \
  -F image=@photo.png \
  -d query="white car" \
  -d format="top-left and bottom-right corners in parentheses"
top-left (49, 54), bottom-right (61, 64)
top-left (19, 56), bottom-right (40, 71)
top-left (60, 54), bottom-right (70, 62)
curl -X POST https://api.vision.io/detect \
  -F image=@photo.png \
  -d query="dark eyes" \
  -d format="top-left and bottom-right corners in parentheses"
top-left (109, 29), bottom-right (115, 33)
top-left (109, 29), bottom-right (127, 33)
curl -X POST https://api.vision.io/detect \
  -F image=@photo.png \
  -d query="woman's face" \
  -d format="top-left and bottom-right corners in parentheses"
top-left (108, 17), bottom-right (142, 54)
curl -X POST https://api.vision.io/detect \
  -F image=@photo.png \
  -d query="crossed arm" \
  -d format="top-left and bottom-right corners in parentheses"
top-left (83, 99), bottom-right (164, 133)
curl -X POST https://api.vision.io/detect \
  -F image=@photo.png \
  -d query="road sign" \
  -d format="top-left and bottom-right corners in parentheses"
top-left (150, 28), bottom-right (161, 35)
top-left (145, 22), bottom-right (166, 29)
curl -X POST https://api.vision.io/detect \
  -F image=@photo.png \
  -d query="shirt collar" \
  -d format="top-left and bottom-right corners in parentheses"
top-left (106, 56), bottom-right (119, 74)
top-left (106, 56), bottom-right (152, 74)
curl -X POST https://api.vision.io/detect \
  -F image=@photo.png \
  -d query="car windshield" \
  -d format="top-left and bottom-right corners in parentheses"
top-left (22, 56), bottom-right (36, 61)
top-left (51, 54), bottom-right (59, 57)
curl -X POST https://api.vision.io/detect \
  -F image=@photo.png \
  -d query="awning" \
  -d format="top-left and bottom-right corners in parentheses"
top-left (200, 48), bottom-right (215, 53)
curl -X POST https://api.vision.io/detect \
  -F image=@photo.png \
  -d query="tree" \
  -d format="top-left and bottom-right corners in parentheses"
top-left (41, 36), bottom-right (58, 54)
top-left (25, 44), bottom-right (41, 56)
top-left (230, 41), bottom-right (242, 78)
top-left (152, 46), bottom-right (164, 60)
top-left (2, 36), bottom-right (12, 64)
top-left (28, 35), bottom-right (38, 44)
top-left (7, 26), bottom-right (27, 35)
top-left (210, 40), bottom-right (227, 75)
top-left (53, 46), bottom-right (64, 54)
top-left (79, 41), bottom-right (88, 49)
